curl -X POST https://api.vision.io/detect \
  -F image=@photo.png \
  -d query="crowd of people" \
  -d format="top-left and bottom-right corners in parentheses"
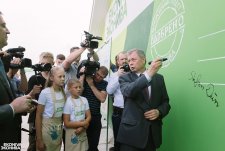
top-left (0, 11), bottom-right (171, 151)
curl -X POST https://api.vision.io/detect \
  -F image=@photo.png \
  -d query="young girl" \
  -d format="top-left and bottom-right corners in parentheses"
top-left (36, 66), bottom-right (66, 151)
top-left (63, 79), bottom-right (91, 151)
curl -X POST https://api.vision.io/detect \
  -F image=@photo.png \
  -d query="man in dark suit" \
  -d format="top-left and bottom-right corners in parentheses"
top-left (0, 11), bottom-right (35, 149)
top-left (117, 48), bottom-right (171, 151)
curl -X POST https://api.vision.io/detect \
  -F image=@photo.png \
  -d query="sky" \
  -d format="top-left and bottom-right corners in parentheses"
top-left (0, 0), bottom-right (93, 64)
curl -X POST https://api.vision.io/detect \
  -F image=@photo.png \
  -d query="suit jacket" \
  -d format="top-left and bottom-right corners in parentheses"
top-left (0, 72), bottom-right (22, 145)
top-left (117, 72), bottom-right (171, 149)
top-left (0, 104), bottom-right (13, 122)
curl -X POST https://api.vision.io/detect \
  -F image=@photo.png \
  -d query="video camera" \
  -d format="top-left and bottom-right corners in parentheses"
top-left (121, 64), bottom-right (130, 72)
top-left (7, 47), bottom-right (25, 58)
top-left (80, 31), bottom-right (102, 49)
top-left (27, 62), bottom-right (52, 87)
top-left (9, 58), bottom-right (32, 69)
top-left (31, 63), bottom-right (52, 73)
top-left (1, 47), bottom-right (32, 71)
top-left (78, 53), bottom-right (100, 77)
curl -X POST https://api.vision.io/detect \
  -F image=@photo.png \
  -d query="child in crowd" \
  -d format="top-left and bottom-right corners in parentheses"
top-left (35, 66), bottom-right (66, 151)
top-left (63, 79), bottom-right (91, 151)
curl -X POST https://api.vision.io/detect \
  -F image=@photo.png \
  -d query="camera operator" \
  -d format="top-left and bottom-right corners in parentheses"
top-left (7, 58), bottom-right (28, 97)
top-left (79, 66), bottom-right (108, 151)
top-left (3, 46), bottom-right (32, 98)
top-left (26, 52), bottom-right (54, 151)
top-left (62, 44), bottom-right (99, 85)
top-left (106, 51), bottom-right (128, 151)
top-left (0, 11), bottom-right (35, 148)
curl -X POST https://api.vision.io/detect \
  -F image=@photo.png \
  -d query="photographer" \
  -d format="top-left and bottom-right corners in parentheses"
top-left (0, 11), bottom-right (35, 148)
top-left (79, 66), bottom-right (108, 151)
top-left (106, 51), bottom-right (128, 151)
top-left (26, 52), bottom-right (54, 151)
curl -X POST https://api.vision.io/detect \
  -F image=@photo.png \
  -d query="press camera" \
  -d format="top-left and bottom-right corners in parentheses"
top-left (7, 47), bottom-right (32, 69)
top-left (7, 47), bottom-right (25, 57)
top-left (1, 47), bottom-right (32, 71)
top-left (78, 53), bottom-right (100, 77)
top-left (31, 63), bottom-right (52, 72)
top-left (80, 31), bottom-right (102, 49)
top-left (121, 64), bottom-right (130, 72)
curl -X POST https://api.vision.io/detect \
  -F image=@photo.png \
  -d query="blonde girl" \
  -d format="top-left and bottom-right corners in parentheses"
top-left (36, 66), bottom-right (66, 151)
top-left (63, 79), bottom-right (91, 151)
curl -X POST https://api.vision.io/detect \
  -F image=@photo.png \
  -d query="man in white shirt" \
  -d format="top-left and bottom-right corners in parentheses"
top-left (106, 51), bottom-right (128, 151)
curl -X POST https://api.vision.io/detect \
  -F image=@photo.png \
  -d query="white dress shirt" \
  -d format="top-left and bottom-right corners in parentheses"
top-left (106, 72), bottom-right (124, 108)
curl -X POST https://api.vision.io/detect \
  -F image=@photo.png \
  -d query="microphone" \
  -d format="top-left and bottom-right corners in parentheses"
top-left (148, 58), bottom-right (167, 65)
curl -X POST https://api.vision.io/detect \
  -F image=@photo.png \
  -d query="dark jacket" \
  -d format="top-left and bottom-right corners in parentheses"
top-left (117, 72), bottom-right (171, 149)
top-left (0, 74), bottom-right (22, 146)
top-left (27, 74), bottom-right (46, 123)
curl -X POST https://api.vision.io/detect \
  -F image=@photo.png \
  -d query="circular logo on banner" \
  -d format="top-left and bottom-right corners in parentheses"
top-left (148, 0), bottom-right (185, 67)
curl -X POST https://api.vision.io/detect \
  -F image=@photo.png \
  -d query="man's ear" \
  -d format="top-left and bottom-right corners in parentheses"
top-left (50, 75), bottom-right (54, 81)
top-left (142, 57), bottom-right (146, 64)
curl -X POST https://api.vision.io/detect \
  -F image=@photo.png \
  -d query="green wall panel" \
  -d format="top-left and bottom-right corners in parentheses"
top-left (124, 3), bottom-right (154, 52)
top-left (107, 0), bottom-right (225, 150)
